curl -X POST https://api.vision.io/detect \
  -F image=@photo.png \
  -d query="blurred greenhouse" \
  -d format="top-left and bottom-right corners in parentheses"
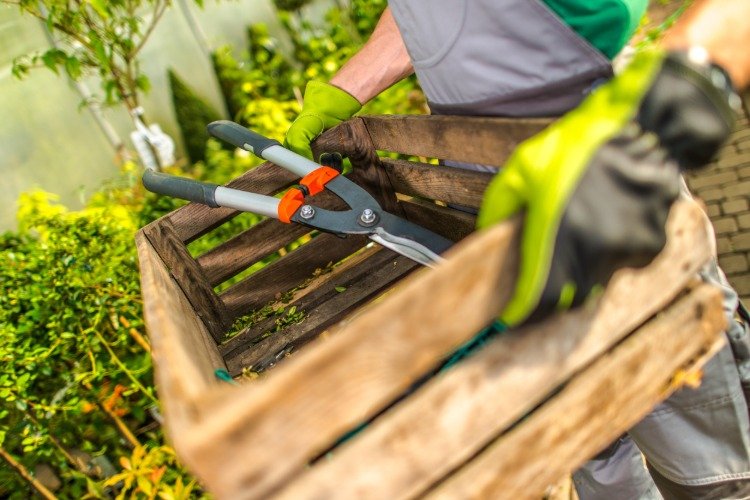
top-left (0, 0), bottom-right (284, 230)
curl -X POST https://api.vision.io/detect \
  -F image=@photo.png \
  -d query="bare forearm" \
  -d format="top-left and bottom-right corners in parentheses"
top-left (663, 0), bottom-right (750, 89)
top-left (329, 7), bottom-right (414, 104)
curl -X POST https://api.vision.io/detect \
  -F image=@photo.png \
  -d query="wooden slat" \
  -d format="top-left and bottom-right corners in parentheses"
top-left (273, 203), bottom-right (715, 499)
top-left (135, 233), bottom-right (227, 430)
top-left (219, 245), bottom-right (384, 358)
top-left (399, 197), bottom-right (477, 242)
top-left (225, 249), bottom-right (417, 374)
top-left (197, 219), bottom-right (310, 287)
top-left (429, 285), bottom-right (725, 500)
top-left (314, 117), bottom-right (404, 215)
top-left (141, 219), bottom-right (229, 342)
top-left (195, 190), bottom-right (350, 287)
top-left (382, 158), bottom-right (493, 209)
top-left (174, 214), bottom-right (520, 499)
top-left (361, 115), bottom-right (551, 166)
top-left (166, 162), bottom-right (297, 243)
top-left (172, 201), bottom-right (710, 500)
top-left (136, 232), bottom-right (234, 482)
top-left (136, 232), bottom-right (227, 393)
top-left (219, 233), bottom-right (369, 322)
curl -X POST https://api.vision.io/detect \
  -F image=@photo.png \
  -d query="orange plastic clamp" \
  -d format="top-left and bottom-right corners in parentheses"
top-left (300, 166), bottom-right (339, 196)
top-left (278, 188), bottom-right (305, 223)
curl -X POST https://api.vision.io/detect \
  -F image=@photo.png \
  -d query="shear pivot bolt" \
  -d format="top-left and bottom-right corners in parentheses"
top-left (299, 205), bottom-right (315, 219)
top-left (360, 208), bottom-right (377, 225)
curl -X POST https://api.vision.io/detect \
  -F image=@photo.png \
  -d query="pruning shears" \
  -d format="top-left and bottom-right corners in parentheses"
top-left (142, 120), bottom-right (453, 267)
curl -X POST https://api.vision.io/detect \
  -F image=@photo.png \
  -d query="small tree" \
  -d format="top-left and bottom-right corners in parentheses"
top-left (6, 0), bottom-right (203, 115)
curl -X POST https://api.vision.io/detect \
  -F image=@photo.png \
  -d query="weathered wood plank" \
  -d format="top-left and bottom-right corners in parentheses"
top-left (135, 231), bottom-right (227, 435)
top-left (381, 158), bottom-right (493, 209)
top-left (361, 115), bottom-right (551, 166)
top-left (141, 219), bottom-right (229, 342)
top-left (428, 285), bottom-right (725, 500)
top-left (399, 197), bottom-right (477, 242)
top-left (197, 219), bottom-right (310, 287)
top-left (314, 117), bottom-right (404, 215)
top-left (175, 213), bottom-right (520, 499)
top-left (225, 249), bottom-right (418, 375)
top-left (165, 162), bottom-right (298, 243)
top-left (273, 204), bottom-right (715, 500)
top-left (219, 233), bottom-right (369, 323)
top-left (195, 190), bottom-right (350, 287)
top-left (219, 245), bottom-right (384, 358)
top-left (173, 201), bottom-right (710, 500)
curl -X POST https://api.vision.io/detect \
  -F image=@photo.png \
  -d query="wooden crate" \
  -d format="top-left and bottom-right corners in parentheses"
top-left (136, 115), bottom-right (727, 499)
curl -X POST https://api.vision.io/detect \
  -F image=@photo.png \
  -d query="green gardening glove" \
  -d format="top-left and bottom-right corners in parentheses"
top-left (478, 48), bottom-right (739, 327)
top-left (284, 81), bottom-right (362, 160)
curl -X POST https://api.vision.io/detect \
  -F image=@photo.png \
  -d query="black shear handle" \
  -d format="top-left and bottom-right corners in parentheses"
top-left (143, 169), bottom-right (219, 207)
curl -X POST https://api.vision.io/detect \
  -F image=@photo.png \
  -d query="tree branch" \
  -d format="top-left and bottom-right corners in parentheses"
top-left (0, 447), bottom-right (58, 500)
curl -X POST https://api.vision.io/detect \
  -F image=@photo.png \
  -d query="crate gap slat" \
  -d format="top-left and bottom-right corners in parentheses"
top-left (218, 244), bottom-right (387, 358)
top-left (219, 233), bottom-right (369, 323)
top-left (225, 250), bottom-right (419, 375)
top-left (381, 158), bottom-right (494, 209)
top-left (398, 197), bottom-right (477, 242)
top-left (361, 115), bottom-right (552, 166)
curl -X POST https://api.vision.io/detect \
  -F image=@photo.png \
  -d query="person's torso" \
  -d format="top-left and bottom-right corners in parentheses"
top-left (388, 0), bottom-right (647, 117)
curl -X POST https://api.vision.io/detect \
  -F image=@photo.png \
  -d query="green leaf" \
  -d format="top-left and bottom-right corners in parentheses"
top-left (89, 31), bottom-right (110, 71)
top-left (135, 74), bottom-right (151, 93)
top-left (87, 0), bottom-right (109, 18)
top-left (65, 56), bottom-right (82, 80)
top-left (0, 430), bottom-right (5, 446)
top-left (334, 286), bottom-right (346, 293)
top-left (41, 49), bottom-right (64, 74)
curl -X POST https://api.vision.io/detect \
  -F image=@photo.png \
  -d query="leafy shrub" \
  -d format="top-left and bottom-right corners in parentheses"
top-left (1, 0), bottom-right (427, 497)
top-left (168, 70), bottom-right (223, 164)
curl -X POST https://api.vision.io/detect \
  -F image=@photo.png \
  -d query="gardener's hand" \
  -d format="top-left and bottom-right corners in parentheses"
top-left (478, 49), bottom-right (739, 327)
top-left (284, 81), bottom-right (362, 160)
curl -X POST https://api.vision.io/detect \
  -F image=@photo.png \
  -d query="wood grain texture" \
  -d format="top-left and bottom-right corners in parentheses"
top-left (315, 117), bottom-right (403, 215)
top-left (196, 219), bottom-right (310, 287)
top-left (135, 232), bottom-right (226, 436)
top-left (273, 203), bottom-right (715, 500)
top-left (399, 197), bottom-right (477, 242)
top-left (226, 250), bottom-right (418, 374)
top-left (170, 201), bottom-right (711, 500)
top-left (166, 162), bottom-right (298, 243)
top-left (218, 245), bottom-right (385, 359)
top-left (195, 190), bottom-right (350, 287)
top-left (381, 158), bottom-right (493, 209)
top-left (141, 219), bottom-right (229, 342)
top-left (428, 285), bottom-right (726, 500)
top-left (177, 210), bottom-right (524, 499)
top-left (361, 115), bottom-right (551, 166)
top-left (219, 233), bottom-right (369, 323)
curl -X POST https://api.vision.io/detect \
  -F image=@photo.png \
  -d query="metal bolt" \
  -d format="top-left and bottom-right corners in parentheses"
top-left (360, 208), bottom-right (377, 225)
top-left (299, 205), bottom-right (315, 219)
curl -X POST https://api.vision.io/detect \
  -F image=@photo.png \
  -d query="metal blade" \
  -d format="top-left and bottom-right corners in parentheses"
top-left (369, 227), bottom-right (446, 268)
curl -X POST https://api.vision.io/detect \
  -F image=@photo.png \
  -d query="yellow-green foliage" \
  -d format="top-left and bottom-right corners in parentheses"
top-left (1, 0), bottom-right (427, 497)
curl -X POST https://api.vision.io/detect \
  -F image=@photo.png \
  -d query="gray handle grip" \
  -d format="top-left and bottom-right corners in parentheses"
top-left (207, 120), bottom-right (321, 177)
top-left (142, 169), bottom-right (282, 218)
top-left (143, 169), bottom-right (219, 207)
top-left (207, 120), bottom-right (280, 155)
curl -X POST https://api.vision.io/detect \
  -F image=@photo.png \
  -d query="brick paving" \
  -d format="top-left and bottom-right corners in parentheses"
top-left (684, 95), bottom-right (750, 304)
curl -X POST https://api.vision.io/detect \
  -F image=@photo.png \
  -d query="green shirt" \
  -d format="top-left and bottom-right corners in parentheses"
top-left (543, 0), bottom-right (648, 59)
